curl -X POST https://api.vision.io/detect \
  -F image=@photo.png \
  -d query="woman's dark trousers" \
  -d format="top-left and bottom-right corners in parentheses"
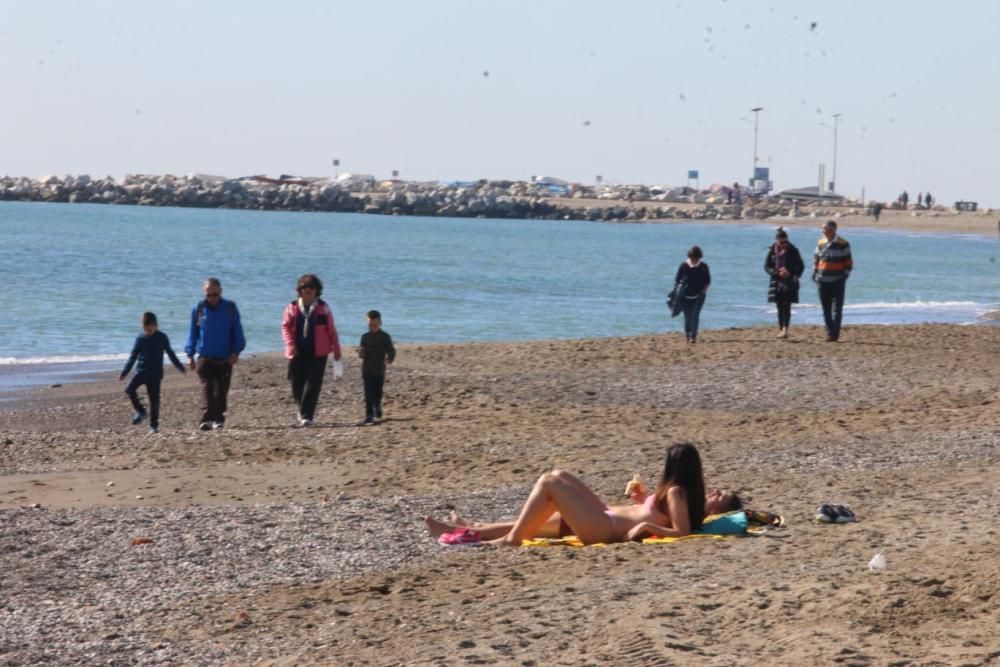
top-left (681, 293), bottom-right (706, 340)
top-left (776, 296), bottom-right (793, 329)
top-left (288, 354), bottom-right (328, 421)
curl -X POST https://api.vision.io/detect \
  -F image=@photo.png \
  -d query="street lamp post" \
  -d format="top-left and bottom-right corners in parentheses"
top-left (821, 115), bottom-right (842, 192)
top-left (750, 107), bottom-right (763, 186)
top-left (831, 113), bottom-right (841, 193)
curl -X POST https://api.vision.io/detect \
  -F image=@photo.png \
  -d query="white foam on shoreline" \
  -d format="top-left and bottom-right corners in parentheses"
top-left (0, 354), bottom-right (127, 366)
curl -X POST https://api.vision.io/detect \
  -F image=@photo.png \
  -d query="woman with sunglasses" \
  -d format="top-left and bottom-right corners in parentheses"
top-left (281, 274), bottom-right (342, 426)
top-left (764, 228), bottom-right (805, 339)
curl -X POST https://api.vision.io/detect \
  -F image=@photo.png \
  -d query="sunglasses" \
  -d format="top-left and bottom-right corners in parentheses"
top-left (298, 284), bottom-right (317, 291)
top-left (205, 292), bottom-right (221, 298)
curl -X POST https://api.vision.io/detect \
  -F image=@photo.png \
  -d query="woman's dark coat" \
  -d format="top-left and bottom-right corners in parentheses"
top-left (764, 242), bottom-right (805, 303)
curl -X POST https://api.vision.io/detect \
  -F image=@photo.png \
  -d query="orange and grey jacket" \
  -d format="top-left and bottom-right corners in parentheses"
top-left (813, 235), bottom-right (852, 282)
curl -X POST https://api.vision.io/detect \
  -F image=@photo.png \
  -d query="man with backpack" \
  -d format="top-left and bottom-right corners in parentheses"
top-left (185, 277), bottom-right (246, 430)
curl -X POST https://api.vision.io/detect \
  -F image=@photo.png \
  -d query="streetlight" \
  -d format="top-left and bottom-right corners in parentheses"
top-left (820, 113), bottom-right (842, 192)
top-left (750, 107), bottom-right (763, 184)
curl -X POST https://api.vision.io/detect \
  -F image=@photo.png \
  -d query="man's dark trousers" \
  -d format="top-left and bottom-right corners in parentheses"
top-left (818, 278), bottom-right (846, 340)
top-left (197, 358), bottom-right (232, 424)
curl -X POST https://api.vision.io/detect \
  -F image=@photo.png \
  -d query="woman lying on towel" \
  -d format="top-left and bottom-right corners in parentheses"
top-left (425, 442), bottom-right (742, 546)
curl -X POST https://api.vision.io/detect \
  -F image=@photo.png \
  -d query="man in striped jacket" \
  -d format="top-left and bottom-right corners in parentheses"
top-left (812, 220), bottom-right (853, 342)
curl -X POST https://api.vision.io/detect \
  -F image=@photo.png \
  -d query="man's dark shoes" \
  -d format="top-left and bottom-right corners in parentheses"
top-left (131, 411), bottom-right (147, 425)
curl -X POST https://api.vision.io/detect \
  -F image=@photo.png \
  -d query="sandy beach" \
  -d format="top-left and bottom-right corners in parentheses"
top-left (1, 324), bottom-right (998, 665)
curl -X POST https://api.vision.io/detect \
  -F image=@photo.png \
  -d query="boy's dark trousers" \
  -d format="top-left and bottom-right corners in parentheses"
top-left (125, 373), bottom-right (161, 428)
top-left (362, 371), bottom-right (385, 419)
top-left (818, 278), bottom-right (847, 340)
top-left (288, 354), bottom-right (327, 421)
top-left (196, 358), bottom-right (232, 425)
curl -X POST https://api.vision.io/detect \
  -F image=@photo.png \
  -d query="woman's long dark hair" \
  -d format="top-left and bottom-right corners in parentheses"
top-left (653, 443), bottom-right (707, 531)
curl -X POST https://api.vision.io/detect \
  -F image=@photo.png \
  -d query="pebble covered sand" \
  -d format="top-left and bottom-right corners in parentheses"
top-left (1, 324), bottom-right (998, 665)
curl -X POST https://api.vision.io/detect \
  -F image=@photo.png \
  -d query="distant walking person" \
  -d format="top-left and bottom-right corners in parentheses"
top-left (764, 229), bottom-right (805, 339)
top-left (185, 277), bottom-right (246, 430)
top-left (812, 221), bottom-right (853, 342)
top-left (119, 312), bottom-right (186, 434)
top-left (925, 192), bottom-right (932, 209)
top-left (358, 310), bottom-right (395, 424)
top-left (282, 274), bottom-right (341, 427)
top-left (674, 246), bottom-right (711, 344)
top-left (872, 201), bottom-right (883, 222)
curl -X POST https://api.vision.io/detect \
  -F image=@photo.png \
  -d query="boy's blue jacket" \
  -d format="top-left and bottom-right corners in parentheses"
top-left (184, 298), bottom-right (247, 360)
top-left (122, 331), bottom-right (185, 379)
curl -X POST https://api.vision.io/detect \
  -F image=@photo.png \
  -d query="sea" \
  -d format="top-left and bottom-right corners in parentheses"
top-left (1, 201), bottom-right (997, 391)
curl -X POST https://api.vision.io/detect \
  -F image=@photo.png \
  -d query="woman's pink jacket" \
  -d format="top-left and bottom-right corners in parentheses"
top-left (281, 300), bottom-right (341, 360)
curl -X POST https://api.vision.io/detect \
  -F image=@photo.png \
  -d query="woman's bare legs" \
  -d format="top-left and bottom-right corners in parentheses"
top-left (491, 470), bottom-right (615, 546)
top-left (444, 513), bottom-right (564, 538)
top-left (425, 516), bottom-right (521, 541)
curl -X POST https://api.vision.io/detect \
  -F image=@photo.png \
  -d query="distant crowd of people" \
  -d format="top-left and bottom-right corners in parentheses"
top-left (119, 275), bottom-right (394, 434)
top-left (668, 220), bottom-right (853, 343)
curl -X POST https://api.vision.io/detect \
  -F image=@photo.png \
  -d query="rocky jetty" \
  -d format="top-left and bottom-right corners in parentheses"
top-left (1, 173), bottom-right (873, 222)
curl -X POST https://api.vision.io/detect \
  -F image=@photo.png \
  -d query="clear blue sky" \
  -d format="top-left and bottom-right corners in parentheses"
top-left (2, 0), bottom-right (998, 205)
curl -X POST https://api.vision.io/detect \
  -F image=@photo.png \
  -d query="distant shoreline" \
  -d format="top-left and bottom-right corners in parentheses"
top-left (2, 174), bottom-right (997, 236)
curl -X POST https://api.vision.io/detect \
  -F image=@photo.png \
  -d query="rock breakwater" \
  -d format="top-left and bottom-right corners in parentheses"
top-left (1, 173), bottom-right (865, 222)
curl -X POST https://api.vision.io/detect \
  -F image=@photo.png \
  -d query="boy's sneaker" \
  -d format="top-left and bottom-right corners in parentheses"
top-left (148, 426), bottom-right (159, 434)
top-left (198, 421), bottom-right (213, 431)
top-left (131, 411), bottom-right (147, 425)
top-left (363, 417), bottom-right (375, 426)
top-left (299, 418), bottom-right (313, 427)
top-left (375, 407), bottom-right (383, 420)
top-left (212, 421), bottom-right (224, 430)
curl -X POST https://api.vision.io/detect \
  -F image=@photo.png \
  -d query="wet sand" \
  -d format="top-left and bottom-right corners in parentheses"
top-left (1, 324), bottom-right (998, 665)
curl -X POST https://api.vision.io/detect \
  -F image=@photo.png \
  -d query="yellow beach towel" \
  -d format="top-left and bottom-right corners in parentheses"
top-left (519, 511), bottom-right (776, 547)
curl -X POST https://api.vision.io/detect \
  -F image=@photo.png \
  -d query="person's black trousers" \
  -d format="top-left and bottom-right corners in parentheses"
top-left (288, 354), bottom-right (328, 421)
top-left (362, 371), bottom-right (385, 419)
top-left (775, 296), bottom-right (793, 329)
top-left (196, 358), bottom-right (232, 424)
top-left (125, 373), bottom-right (161, 428)
top-left (818, 278), bottom-right (847, 340)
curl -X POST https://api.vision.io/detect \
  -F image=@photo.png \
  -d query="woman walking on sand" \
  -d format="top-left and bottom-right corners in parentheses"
top-left (426, 443), bottom-right (742, 546)
top-left (764, 228), bottom-right (805, 339)
top-left (281, 274), bottom-right (341, 426)
top-left (674, 246), bottom-right (711, 344)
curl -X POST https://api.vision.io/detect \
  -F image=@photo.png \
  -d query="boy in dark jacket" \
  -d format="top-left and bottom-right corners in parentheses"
top-left (358, 310), bottom-right (395, 424)
top-left (119, 312), bottom-right (186, 434)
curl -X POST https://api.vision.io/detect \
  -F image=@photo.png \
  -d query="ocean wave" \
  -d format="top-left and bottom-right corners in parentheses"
top-left (0, 353), bottom-right (127, 366)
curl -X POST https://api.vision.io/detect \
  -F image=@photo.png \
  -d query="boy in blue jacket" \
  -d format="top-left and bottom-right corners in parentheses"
top-left (120, 311), bottom-right (186, 434)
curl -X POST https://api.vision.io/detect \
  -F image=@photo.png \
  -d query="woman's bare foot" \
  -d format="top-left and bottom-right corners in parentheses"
top-left (483, 536), bottom-right (519, 547)
top-left (424, 516), bottom-right (457, 538)
top-left (448, 511), bottom-right (472, 527)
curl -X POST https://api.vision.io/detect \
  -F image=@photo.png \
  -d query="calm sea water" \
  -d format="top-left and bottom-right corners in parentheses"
top-left (0, 201), bottom-right (997, 372)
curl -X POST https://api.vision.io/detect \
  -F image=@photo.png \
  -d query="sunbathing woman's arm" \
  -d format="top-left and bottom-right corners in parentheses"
top-left (626, 486), bottom-right (693, 540)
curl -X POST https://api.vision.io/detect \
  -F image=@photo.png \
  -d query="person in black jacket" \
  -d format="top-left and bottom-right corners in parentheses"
top-left (764, 228), bottom-right (806, 339)
top-left (119, 312), bottom-right (186, 434)
top-left (358, 310), bottom-right (396, 424)
top-left (674, 246), bottom-right (711, 344)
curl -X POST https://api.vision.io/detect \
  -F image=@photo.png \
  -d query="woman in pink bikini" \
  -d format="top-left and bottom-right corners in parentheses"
top-left (426, 443), bottom-right (741, 546)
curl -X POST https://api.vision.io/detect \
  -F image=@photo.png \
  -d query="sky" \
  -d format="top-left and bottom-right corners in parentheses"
top-left (2, 0), bottom-right (999, 206)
